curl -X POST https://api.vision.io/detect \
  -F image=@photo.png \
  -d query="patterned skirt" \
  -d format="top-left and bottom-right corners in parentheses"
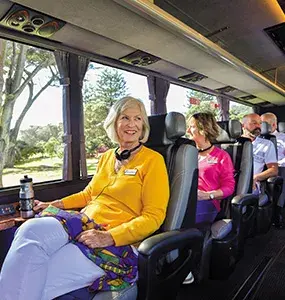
top-left (37, 206), bottom-right (138, 292)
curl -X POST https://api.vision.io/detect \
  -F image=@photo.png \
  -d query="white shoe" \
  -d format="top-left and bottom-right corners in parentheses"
top-left (183, 271), bottom-right (194, 284)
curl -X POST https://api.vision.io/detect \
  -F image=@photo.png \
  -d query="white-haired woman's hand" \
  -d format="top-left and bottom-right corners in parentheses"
top-left (76, 229), bottom-right (114, 248)
top-left (33, 200), bottom-right (50, 212)
top-left (33, 199), bottom-right (64, 212)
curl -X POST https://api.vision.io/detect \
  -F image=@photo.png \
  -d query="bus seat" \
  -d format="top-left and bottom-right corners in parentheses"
top-left (278, 122), bottom-right (285, 133)
top-left (261, 122), bottom-right (277, 154)
top-left (206, 119), bottom-right (258, 280)
top-left (186, 120), bottom-right (258, 282)
top-left (59, 112), bottom-right (203, 300)
top-left (216, 120), bottom-right (257, 239)
top-left (258, 122), bottom-right (283, 233)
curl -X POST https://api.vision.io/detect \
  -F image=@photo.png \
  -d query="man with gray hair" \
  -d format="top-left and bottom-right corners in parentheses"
top-left (261, 113), bottom-right (285, 166)
top-left (242, 113), bottom-right (278, 191)
top-left (261, 112), bottom-right (285, 227)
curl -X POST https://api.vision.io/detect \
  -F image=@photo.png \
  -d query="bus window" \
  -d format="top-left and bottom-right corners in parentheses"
top-left (83, 62), bottom-right (150, 175)
top-left (1, 38), bottom-right (62, 188)
top-left (166, 83), bottom-right (219, 119)
top-left (229, 102), bottom-right (253, 121)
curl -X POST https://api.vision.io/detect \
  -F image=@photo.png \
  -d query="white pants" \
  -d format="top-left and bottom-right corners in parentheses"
top-left (0, 217), bottom-right (106, 300)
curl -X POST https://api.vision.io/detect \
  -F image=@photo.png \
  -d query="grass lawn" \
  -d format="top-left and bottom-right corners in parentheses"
top-left (2, 156), bottom-right (99, 188)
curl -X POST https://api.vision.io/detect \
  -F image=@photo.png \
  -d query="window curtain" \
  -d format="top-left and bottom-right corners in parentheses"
top-left (77, 55), bottom-right (90, 179)
top-left (54, 51), bottom-right (90, 180)
top-left (217, 95), bottom-right (230, 121)
top-left (147, 76), bottom-right (170, 114)
top-left (54, 50), bottom-right (72, 181)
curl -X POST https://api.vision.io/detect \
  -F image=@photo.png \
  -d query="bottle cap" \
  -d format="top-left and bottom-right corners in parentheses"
top-left (20, 175), bottom-right (33, 183)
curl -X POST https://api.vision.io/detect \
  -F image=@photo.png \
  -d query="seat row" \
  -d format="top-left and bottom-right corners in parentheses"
top-left (91, 112), bottom-right (283, 300)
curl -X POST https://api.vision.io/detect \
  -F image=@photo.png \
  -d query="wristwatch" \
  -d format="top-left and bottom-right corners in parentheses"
top-left (209, 193), bottom-right (215, 200)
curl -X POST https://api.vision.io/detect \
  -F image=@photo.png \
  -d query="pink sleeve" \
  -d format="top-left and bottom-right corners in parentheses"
top-left (219, 151), bottom-right (235, 198)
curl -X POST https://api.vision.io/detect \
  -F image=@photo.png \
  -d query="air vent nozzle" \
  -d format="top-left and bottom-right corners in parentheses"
top-left (120, 50), bottom-right (160, 66)
top-left (0, 4), bottom-right (65, 38)
top-left (179, 72), bottom-right (208, 83)
top-left (240, 95), bottom-right (256, 101)
top-left (216, 86), bottom-right (236, 93)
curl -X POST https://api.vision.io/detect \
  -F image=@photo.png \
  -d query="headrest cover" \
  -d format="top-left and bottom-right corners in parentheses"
top-left (228, 120), bottom-right (242, 139)
top-left (216, 120), bottom-right (242, 142)
top-left (278, 122), bottom-right (285, 133)
top-left (146, 112), bottom-right (186, 146)
top-left (261, 121), bottom-right (272, 135)
top-left (165, 112), bottom-right (186, 140)
top-left (146, 114), bottom-right (169, 146)
top-left (216, 127), bottom-right (230, 142)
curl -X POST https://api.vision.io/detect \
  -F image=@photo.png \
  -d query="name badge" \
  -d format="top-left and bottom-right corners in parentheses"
top-left (207, 158), bottom-right (218, 164)
top-left (124, 169), bottom-right (138, 176)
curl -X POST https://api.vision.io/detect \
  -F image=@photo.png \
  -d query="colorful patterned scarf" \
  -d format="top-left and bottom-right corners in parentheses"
top-left (37, 206), bottom-right (138, 292)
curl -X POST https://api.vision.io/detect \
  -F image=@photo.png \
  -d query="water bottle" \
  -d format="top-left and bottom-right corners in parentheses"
top-left (19, 175), bottom-right (35, 218)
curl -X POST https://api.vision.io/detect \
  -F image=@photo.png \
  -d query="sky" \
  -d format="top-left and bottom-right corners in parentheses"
top-left (11, 61), bottom-right (246, 131)
top-left (11, 63), bottom-right (190, 131)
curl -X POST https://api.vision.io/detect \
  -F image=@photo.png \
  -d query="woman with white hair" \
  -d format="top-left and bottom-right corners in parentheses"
top-left (0, 97), bottom-right (170, 300)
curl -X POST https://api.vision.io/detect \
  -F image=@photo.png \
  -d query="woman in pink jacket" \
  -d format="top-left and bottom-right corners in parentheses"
top-left (187, 112), bottom-right (235, 225)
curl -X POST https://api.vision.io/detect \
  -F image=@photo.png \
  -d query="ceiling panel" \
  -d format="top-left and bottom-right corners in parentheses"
top-left (53, 24), bottom-right (136, 60)
top-left (7, 0), bottom-right (285, 105)
top-left (155, 0), bottom-right (285, 87)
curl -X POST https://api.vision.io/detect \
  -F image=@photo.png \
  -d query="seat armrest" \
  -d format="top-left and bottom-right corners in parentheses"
top-left (138, 228), bottom-right (202, 256)
top-left (267, 176), bottom-right (283, 185)
top-left (266, 176), bottom-right (283, 205)
top-left (231, 193), bottom-right (259, 208)
top-left (231, 194), bottom-right (258, 234)
top-left (137, 229), bottom-right (203, 300)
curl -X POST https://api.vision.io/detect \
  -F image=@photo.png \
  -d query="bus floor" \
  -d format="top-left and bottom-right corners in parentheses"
top-left (178, 223), bottom-right (285, 300)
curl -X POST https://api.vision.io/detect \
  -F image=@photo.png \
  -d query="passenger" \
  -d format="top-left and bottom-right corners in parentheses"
top-left (0, 97), bottom-right (170, 300)
top-left (187, 112), bottom-right (235, 225)
top-left (241, 113), bottom-right (278, 193)
top-left (261, 112), bottom-right (285, 227)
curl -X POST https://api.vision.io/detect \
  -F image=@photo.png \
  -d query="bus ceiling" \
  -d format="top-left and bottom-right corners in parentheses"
top-left (0, 0), bottom-right (284, 107)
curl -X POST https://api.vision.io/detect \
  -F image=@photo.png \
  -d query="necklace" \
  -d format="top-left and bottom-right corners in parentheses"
top-left (198, 144), bottom-right (212, 153)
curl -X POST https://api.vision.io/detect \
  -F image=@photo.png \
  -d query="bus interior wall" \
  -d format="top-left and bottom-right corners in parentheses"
top-left (258, 105), bottom-right (285, 122)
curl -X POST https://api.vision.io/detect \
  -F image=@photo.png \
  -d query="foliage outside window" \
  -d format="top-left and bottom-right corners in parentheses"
top-left (229, 102), bottom-right (253, 121)
top-left (83, 62), bottom-right (150, 175)
top-left (0, 39), bottom-right (62, 188)
top-left (167, 83), bottom-right (253, 122)
top-left (166, 84), bottom-right (220, 119)
top-left (184, 90), bottom-right (219, 119)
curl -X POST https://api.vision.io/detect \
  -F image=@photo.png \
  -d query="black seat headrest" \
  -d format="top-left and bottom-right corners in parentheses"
top-left (216, 120), bottom-right (242, 142)
top-left (146, 112), bottom-right (186, 146)
top-left (261, 121), bottom-right (272, 135)
top-left (229, 120), bottom-right (242, 139)
top-left (278, 122), bottom-right (285, 133)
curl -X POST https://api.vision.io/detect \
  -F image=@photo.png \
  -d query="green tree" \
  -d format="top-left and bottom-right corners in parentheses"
top-left (17, 124), bottom-right (63, 160)
top-left (44, 137), bottom-right (62, 158)
top-left (187, 90), bottom-right (216, 102)
top-left (0, 40), bottom-right (58, 186)
top-left (84, 68), bottom-right (128, 155)
top-left (185, 90), bottom-right (219, 119)
top-left (13, 140), bottom-right (43, 163)
top-left (229, 104), bottom-right (253, 121)
top-left (92, 68), bottom-right (127, 106)
top-left (19, 124), bottom-right (63, 145)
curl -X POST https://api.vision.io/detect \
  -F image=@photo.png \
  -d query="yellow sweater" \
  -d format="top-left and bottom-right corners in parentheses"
top-left (62, 146), bottom-right (170, 246)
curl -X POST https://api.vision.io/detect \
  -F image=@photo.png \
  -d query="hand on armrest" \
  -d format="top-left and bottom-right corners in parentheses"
top-left (33, 199), bottom-right (63, 212)
top-left (138, 228), bottom-right (203, 257)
